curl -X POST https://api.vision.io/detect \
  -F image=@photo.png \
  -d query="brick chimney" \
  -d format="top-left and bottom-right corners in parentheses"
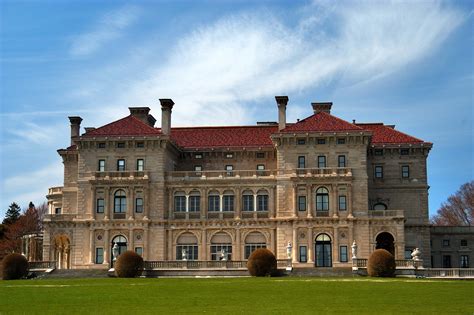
top-left (68, 116), bottom-right (82, 145)
top-left (129, 107), bottom-right (156, 127)
top-left (160, 99), bottom-right (174, 135)
top-left (275, 96), bottom-right (289, 131)
top-left (312, 102), bottom-right (332, 114)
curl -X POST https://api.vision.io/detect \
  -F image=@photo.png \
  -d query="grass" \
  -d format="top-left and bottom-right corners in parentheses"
top-left (0, 277), bottom-right (473, 314)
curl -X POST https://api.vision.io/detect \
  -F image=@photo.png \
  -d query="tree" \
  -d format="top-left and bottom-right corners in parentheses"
top-left (431, 181), bottom-right (474, 226)
top-left (3, 202), bottom-right (21, 225)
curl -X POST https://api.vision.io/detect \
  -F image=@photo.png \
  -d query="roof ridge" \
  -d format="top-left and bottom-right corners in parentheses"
top-left (168, 125), bottom-right (282, 130)
top-left (319, 111), bottom-right (364, 130)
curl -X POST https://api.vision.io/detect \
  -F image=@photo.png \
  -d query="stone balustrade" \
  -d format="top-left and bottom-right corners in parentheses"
top-left (144, 259), bottom-right (290, 270)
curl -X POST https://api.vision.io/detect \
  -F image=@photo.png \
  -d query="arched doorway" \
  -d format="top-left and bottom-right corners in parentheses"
top-left (54, 235), bottom-right (71, 269)
top-left (375, 232), bottom-right (395, 255)
top-left (315, 234), bottom-right (332, 267)
top-left (111, 235), bottom-right (127, 266)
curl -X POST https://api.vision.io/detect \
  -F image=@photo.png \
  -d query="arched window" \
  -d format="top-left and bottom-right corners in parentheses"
top-left (242, 190), bottom-right (253, 212)
top-left (210, 232), bottom-right (232, 261)
top-left (223, 190), bottom-right (234, 212)
top-left (373, 203), bottom-right (387, 210)
top-left (316, 187), bottom-right (329, 212)
top-left (244, 232), bottom-right (267, 259)
top-left (257, 189), bottom-right (269, 212)
top-left (111, 235), bottom-right (127, 265)
top-left (114, 190), bottom-right (127, 213)
top-left (176, 233), bottom-right (198, 261)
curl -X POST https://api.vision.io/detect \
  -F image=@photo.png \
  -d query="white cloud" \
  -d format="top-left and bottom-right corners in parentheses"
top-left (72, 1), bottom-right (464, 128)
top-left (70, 5), bottom-right (141, 57)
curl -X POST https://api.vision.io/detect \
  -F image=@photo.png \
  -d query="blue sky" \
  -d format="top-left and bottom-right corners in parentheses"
top-left (0, 0), bottom-right (472, 218)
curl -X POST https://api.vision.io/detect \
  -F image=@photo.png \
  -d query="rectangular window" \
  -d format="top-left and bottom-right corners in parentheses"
top-left (136, 159), bottom-right (144, 171)
top-left (242, 195), bottom-right (253, 211)
top-left (96, 198), bottom-right (105, 213)
top-left (244, 244), bottom-right (266, 259)
top-left (95, 248), bottom-right (104, 264)
top-left (338, 155), bottom-right (346, 167)
top-left (443, 255), bottom-right (451, 268)
top-left (117, 142), bottom-right (125, 148)
top-left (195, 153), bottom-right (203, 159)
top-left (98, 159), bottom-right (105, 172)
top-left (317, 156), bottom-right (326, 168)
top-left (461, 240), bottom-right (468, 247)
top-left (297, 139), bottom-right (306, 145)
top-left (225, 165), bottom-right (233, 176)
top-left (317, 138), bottom-right (326, 144)
top-left (189, 196), bottom-right (200, 212)
top-left (176, 245), bottom-right (198, 261)
top-left (223, 195), bottom-right (234, 212)
top-left (226, 153), bottom-right (233, 158)
top-left (135, 198), bottom-right (143, 213)
top-left (339, 246), bottom-right (348, 262)
top-left (298, 156), bottom-right (306, 169)
top-left (97, 142), bottom-right (106, 149)
top-left (374, 166), bottom-right (383, 178)
top-left (256, 152), bottom-right (265, 158)
top-left (174, 196), bottom-right (186, 212)
top-left (117, 159), bottom-right (125, 171)
top-left (460, 255), bottom-right (469, 268)
top-left (374, 149), bottom-right (383, 156)
top-left (298, 196), bottom-right (306, 211)
top-left (257, 164), bottom-right (265, 176)
top-left (337, 138), bottom-right (346, 144)
top-left (114, 194), bottom-right (126, 213)
top-left (338, 195), bottom-right (347, 211)
top-left (136, 142), bottom-right (144, 148)
top-left (257, 195), bottom-right (268, 211)
top-left (405, 249), bottom-right (413, 260)
top-left (135, 247), bottom-right (143, 256)
top-left (210, 244), bottom-right (232, 261)
top-left (55, 207), bottom-right (61, 215)
top-left (443, 239), bottom-right (450, 247)
top-left (208, 195), bottom-right (220, 212)
top-left (402, 165), bottom-right (409, 178)
top-left (401, 148), bottom-right (409, 155)
top-left (194, 165), bottom-right (202, 176)
top-left (299, 246), bottom-right (307, 263)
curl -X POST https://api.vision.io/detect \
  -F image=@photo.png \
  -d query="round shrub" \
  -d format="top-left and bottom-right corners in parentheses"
top-left (1, 253), bottom-right (29, 280)
top-left (114, 251), bottom-right (144, 278)
top-left (247, 248), bottom-right (277, 277)
top-left (367, 249), bottom-right (396, 277)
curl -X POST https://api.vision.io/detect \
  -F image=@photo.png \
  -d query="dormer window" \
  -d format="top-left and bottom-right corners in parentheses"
top-left (136, 142), bottom-right (144, 148)
top-left (97, 142), bottom-right (106, 149)
top-left (256, 152), bottom-right (265, 158)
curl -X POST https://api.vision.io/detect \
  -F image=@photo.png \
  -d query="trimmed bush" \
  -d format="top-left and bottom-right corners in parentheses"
top-left (114, 251), bottom-right (144, 278)
top-left (367, 249), bottom-right (396, 277)
top-left (247, 248), bottom-right (277, 277)
top-left (1, 253), bottom-right (29, 280)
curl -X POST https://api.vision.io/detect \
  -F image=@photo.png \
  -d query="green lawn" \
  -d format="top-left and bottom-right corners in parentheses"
top-left (0, 277), bottom-right (473, 314)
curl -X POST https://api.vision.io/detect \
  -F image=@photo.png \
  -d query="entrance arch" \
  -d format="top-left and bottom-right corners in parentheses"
top-left (54, 234), bottom-right (71, 269)
top-left (315, 234), bottom-right (332, 267)
top-left (111, 235), bottom-right (127, 266)
top-left (375, 232), bottom-right (395, 255)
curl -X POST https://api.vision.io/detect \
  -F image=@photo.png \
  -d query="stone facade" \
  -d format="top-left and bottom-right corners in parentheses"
top-left (430, 226), bottom-right (474, 268)
top-left (44, 97), bottom-right (432, 269)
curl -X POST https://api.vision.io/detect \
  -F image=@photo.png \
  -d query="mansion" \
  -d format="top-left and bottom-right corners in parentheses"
top-left (44, 97), bottom-right (432, 269)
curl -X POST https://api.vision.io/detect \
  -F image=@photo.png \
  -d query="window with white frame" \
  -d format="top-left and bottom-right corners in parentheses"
top-left (98, 159), bottom-right (105, 172)
top-left (136, 159), bottom-right (144, 171)
top-left (114, 190), bottom-right (127, 213)
top-left (257, 191), bottom-right (268, 211)
top-left (316, 187), bottom-right (329, 211)
top-left (223, 192), bottom-right (234, 212)
top-left (210, 244), bottom-right (232, 261)
top-left (176, 245), bottom-right (198, 260)
top-left (117, 159), bottom-right (126, 171)
top-left (338, 155), bottom-right (346, 167)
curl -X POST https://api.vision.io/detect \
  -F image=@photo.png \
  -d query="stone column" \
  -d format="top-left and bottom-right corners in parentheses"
top-left (185, 194), bottom-right (189, 220)
top-left (169, 189), bottom-right (174, 219)
top-left (103, 229), bottom-right (110, 265)
top-left (89, 229), bottom-right (95, 264)
top-left (253, 193), bottom-right (257, 212)
top-left (90, 186), bottom-right (96, 220)
top-left (235, 187), bottom-right (241, 219)
top-left (306, 184), bottom-right (313, 218)
top-left (269, 186), bottom-right (275, 218)
top-left (333, 226), bottom-right (339, 263)
top-left (129, 188), bottom-right (135, 219)
top-left (308, 226), bottom-right (314, 263)
top-left (129, 229), bottom-right (134, 253)
top-left (292, 224), bottom-right (298, 263)
top-left (347, 184), bottom-right (353, 218)
top-left (219, 194), bottom-right (224, 212)
top-left (235, 229), bottom-right (241, 260)
top-left (202, 188), bottom-right (208, 219)
top-left (144, 185), bottom-right (150, 219)
top-left (293, 185), bottom-right (298, 217)
top-left (201, 230), bottom-right (207, 260)
top-left (143, 228), bottom-right (149, 260)
top-left (330, 185), bottom-right (337, 218)
top-left (104, 187), bottom-right (110, 219)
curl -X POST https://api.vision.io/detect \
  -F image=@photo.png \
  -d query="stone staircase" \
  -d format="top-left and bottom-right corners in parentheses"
top-left (39, 269), bottom-right (109, 279)
top-left (289, 267), bottom-right (354, 277)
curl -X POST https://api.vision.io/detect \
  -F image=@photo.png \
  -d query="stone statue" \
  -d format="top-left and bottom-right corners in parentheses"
top-left (351, 240), bottom-right (358, 259)
top-left (220, 248), bottom-right (227, 261)
top-left (286, 241), bottom-right (292, 259)
top-left (411, 248), bottom-right (421, 261)
top-left (182, 248), bottom-right (187, 261)
top-left (112, 243), bottom-right (119, 262)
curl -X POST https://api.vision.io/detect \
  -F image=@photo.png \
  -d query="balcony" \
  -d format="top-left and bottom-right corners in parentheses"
top-left (286, 167), bottom-right (352, 178)
top-left (43, 214), bottom-right (76, 221)
top-left (166, 170), bottom-right (276, 181)
top-left (368, 210), bottom-right (404, 218)
top-left (93, 171), bottom-right (149, 181)
top-left (48, 186), bottom-right (63, 195)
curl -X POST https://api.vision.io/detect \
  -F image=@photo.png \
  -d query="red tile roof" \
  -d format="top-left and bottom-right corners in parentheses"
top-left (82, 115), bottom-right (161, 137)
top-left (170, 125), bottom-right (278, 149)
top-left (357, 123), bottom-right (427, 144)
top-left (281, 112), bottom-right (363, 133)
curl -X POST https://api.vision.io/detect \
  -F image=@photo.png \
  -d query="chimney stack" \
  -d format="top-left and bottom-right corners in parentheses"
top-left (68, 116), bottom-right (82, 145)
top-left (160, 99), bottom-right (174, 135)
top-left (275, 96), bottom-right (289, 131)
top-left (312, 102), bottom-right (332, 114)
top-left (129, 107), bottom-right (156, 127)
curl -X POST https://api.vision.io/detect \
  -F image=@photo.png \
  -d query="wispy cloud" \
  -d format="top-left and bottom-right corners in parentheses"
top-left (72, 0), bottom-right (464, 127)
top-left (70, 5), bottom-right (141, 57)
